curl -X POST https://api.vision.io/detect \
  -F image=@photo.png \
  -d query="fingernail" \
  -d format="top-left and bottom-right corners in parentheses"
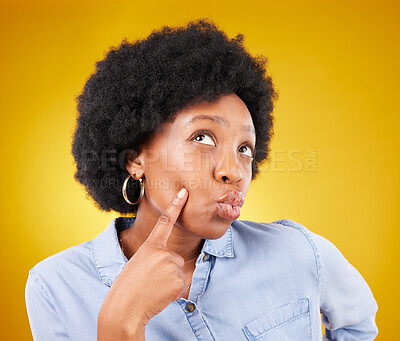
top-left (177, 187), bottom-right (187, 198)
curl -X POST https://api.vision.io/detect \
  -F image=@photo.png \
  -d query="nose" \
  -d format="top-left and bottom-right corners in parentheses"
top-left (214, 149), bottom-right (243, 184)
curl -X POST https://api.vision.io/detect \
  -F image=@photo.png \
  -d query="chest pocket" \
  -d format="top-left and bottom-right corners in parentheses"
top-left (242, 297), bottom-right (311, 341)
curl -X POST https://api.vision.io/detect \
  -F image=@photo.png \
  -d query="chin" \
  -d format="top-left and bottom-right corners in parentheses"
top-left (179, 208), bottom-right (234, 238)
top-left (200, 217), bottom-right (233, 239)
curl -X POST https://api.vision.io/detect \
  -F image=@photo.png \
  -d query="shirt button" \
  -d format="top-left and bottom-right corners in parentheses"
top-left (186, 303), bottom-right (195, 312)
top-left (202, 253), bottom-right (209, 261)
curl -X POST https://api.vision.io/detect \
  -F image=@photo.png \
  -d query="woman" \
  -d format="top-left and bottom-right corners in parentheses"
top-left (25, 18), bottom-right (378, 340)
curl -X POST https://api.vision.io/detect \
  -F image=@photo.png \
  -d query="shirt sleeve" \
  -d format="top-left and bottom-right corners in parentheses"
top-left (25, 268), bottom-right (70, 340)
top-left (310, 231), bottom-right (379, 340)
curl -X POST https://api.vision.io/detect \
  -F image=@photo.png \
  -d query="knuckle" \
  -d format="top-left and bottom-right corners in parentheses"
top-left (158, 249), bottom-right (170, 260)
top-left (177, 257), bottom-right (185, 268)
top-left (172, 264), bottom-right (181, 274)
top-left (158, 213), bottom-right (172, 225)
top-left (169, 251), bottom-right (183, 263)
top-left (175, 277), bottom-right (185, 289)
top-left (170, 200), bottom-right (178, 208)
top-left (168, 249), bottom-right (178, 257)
top-left (174, 266), bottom-right (185, 279)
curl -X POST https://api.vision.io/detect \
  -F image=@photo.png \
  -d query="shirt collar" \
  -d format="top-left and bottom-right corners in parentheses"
top-left (92, 217), bottom-right (234, 287)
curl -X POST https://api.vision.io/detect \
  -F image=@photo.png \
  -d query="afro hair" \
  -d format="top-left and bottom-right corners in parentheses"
top-left (71, 18), bottom-right (279, 215)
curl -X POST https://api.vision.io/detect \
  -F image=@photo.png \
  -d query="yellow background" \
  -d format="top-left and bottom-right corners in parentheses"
top-left (1, 0), bottom-right (398, 339)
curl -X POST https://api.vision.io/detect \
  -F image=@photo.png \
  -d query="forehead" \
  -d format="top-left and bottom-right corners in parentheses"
top-left (183, 114), bottom-right (255, 136)
top-left (173, 94), bottom-right (255, 134)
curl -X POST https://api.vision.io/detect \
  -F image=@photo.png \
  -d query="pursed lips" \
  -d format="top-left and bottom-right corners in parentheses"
top-left (217, 190), bottom-right (245, 207)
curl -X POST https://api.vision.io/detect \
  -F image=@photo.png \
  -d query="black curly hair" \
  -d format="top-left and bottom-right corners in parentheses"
top-left (71, 18), bottom-right (279, 216)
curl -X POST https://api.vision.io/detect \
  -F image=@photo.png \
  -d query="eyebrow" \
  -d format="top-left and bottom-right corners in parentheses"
top-left (183, 114), bottom-right (255, 135)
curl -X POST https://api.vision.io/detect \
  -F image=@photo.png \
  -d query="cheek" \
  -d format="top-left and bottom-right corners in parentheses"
top-left (179, 150), bottom-right (209, 173)
top-left (183, 151), bottom-right (217, 174)
top-left (161, 146), bottom-right (201, 173)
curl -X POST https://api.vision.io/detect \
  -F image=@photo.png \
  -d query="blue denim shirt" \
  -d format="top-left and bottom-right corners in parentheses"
top-left (25, 218), bottom-right (378, 340)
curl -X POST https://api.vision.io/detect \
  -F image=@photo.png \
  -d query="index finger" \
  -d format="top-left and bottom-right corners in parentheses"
top-left (146, 187), bottom-right (188, 247)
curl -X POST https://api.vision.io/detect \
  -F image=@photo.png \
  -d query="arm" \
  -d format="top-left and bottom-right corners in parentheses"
top-left (97, 306), bottom-right (146, 341)
top-left (311, 232), bottom-right (379, 340)
top-left (25, 268), bottom-right (70, 340)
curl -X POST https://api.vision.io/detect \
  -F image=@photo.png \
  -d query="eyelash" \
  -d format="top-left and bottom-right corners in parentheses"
top-left (191, 129), bottom-right (255, 157)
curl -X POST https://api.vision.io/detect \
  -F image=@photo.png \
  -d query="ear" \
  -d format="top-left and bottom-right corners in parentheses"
top-left (125, 149), bottom-right (145, 180)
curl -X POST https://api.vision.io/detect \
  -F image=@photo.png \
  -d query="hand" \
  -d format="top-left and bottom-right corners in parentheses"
top-left (98, 187), bottom-right (189, 336)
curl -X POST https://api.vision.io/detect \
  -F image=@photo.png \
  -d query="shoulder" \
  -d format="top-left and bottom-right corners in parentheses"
top-left (27, 241), bottom-right (96, 293)
top-left (232, 218), bottom-right (324, 267)
top-left (31, 240), bottom-right (94, 272)
top-left (233, 218), bottom-right (319, 247)
top-left (233, 219), bottom-right (357, 285)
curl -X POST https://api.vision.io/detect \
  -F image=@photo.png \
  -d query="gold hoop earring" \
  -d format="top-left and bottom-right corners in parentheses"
top-left (122, 174), bottom-right (144, 205)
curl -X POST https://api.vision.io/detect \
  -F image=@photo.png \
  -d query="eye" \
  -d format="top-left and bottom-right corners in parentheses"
top-left (192, 131), bottom-right (216, 146)
top-left (191, 129), bottom-right (254, 159)
top-left (239, 145), bottom-right (254, 158)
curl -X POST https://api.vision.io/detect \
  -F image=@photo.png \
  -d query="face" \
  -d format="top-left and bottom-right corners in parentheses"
top-left (127, 93), bottom-right (256, 239)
